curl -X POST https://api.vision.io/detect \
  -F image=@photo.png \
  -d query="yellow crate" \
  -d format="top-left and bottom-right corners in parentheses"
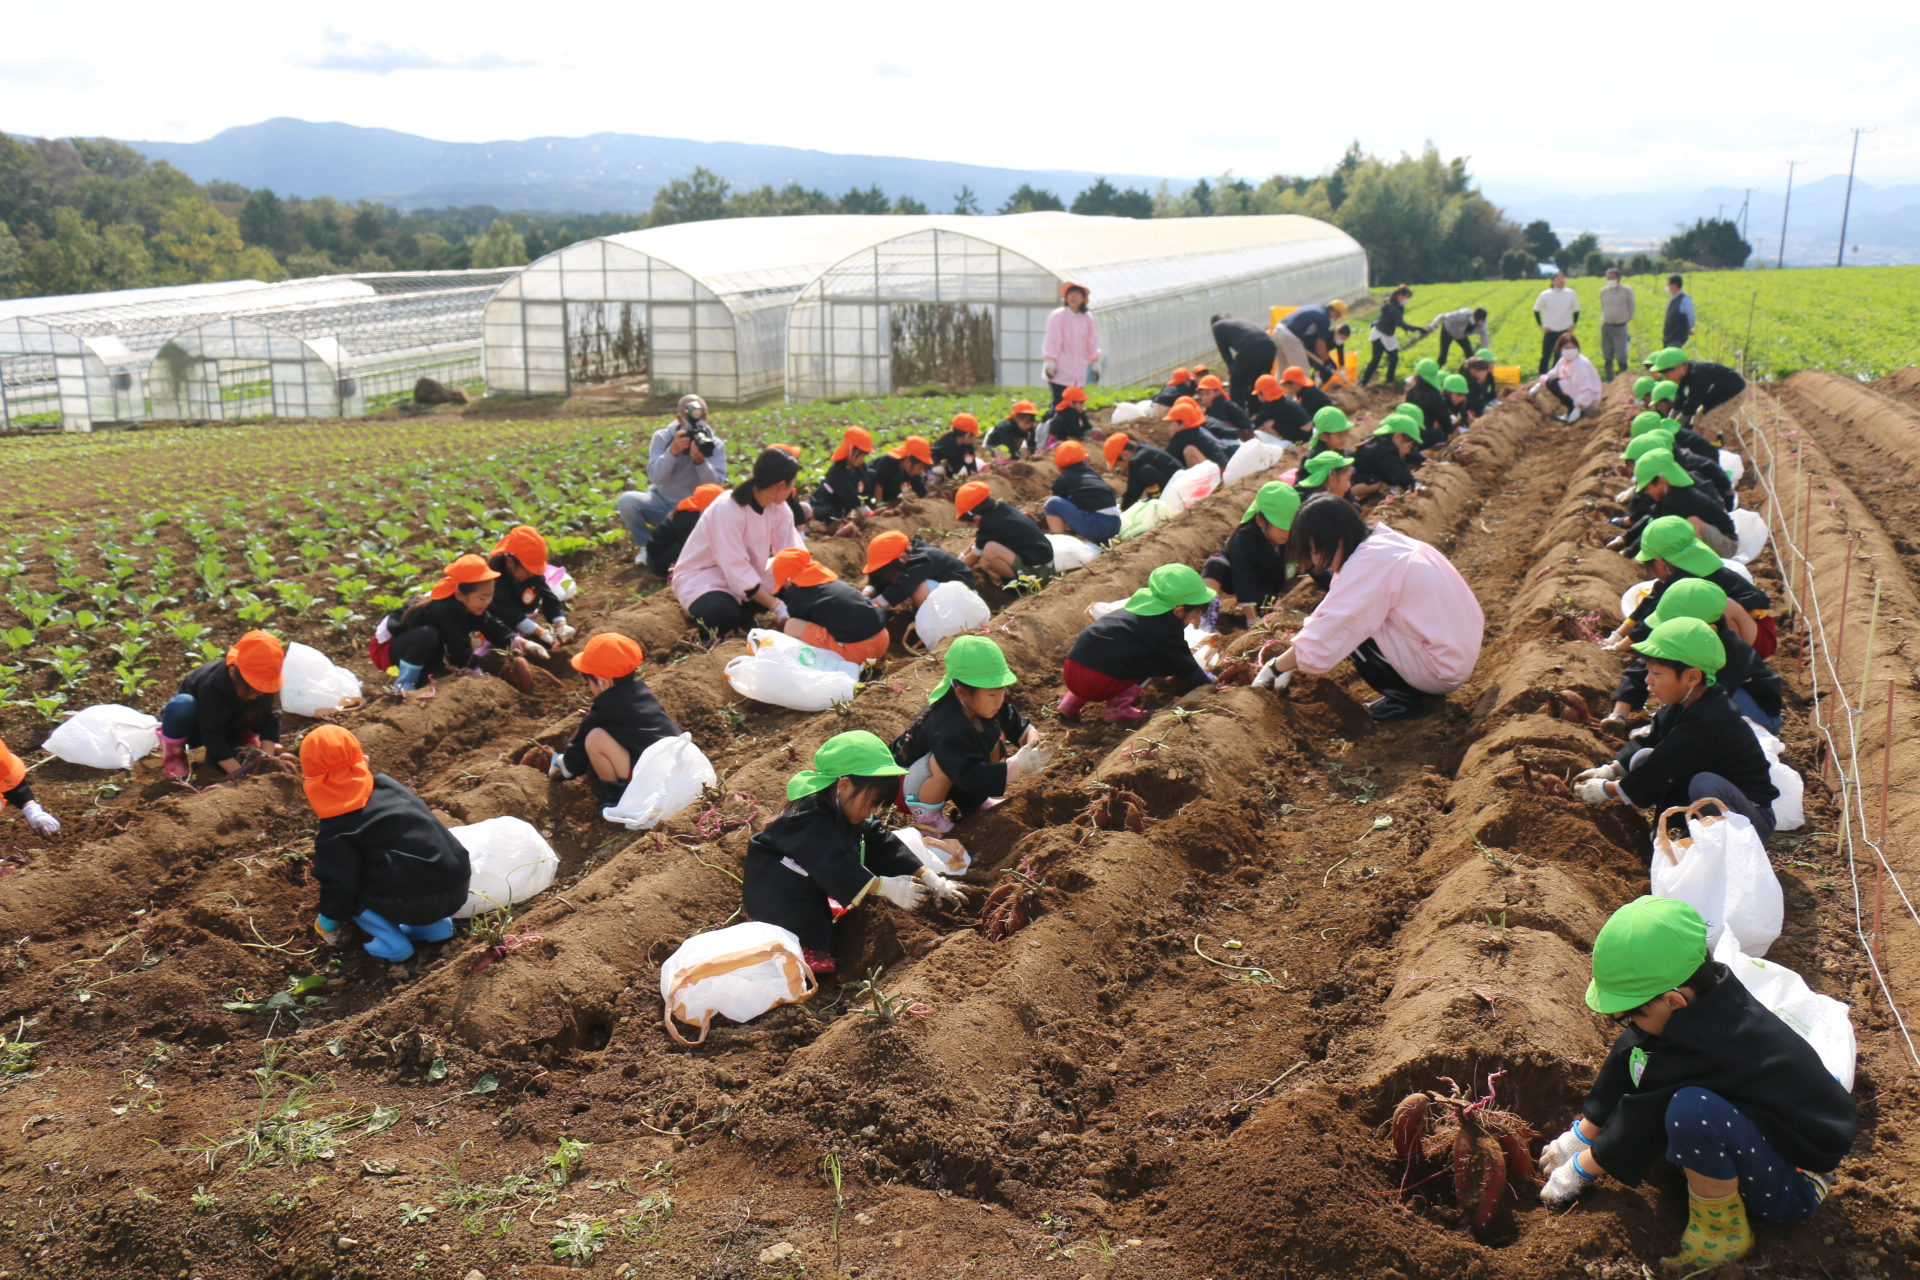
top-left (1493, 364), bottom-right (1522, 386)
top-left (1268, 304), bottom-right (1297, 329)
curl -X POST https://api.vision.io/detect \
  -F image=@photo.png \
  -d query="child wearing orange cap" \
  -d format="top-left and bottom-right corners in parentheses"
top-left (956, 481), bottom-right (1054, 589)
top-left (302, 725), bottom-right (471, 963)
top-left (1151, 367), bottom-right (1200, 417)
top-left (771, 549), bottom-right (891, 664)
top-left (930, 413), bottom-right (982, 478)
top-left (1250, 373), bottom-right (1313, 444)
top-left (1044, 440), bottom-right (1122, 544)
top-left (1, 737), bottom-right (60, 836)
top-left (644, 482), bottom-right (725, 578)
top-left (1165, 401), bottom-right (1229, 470)
top-left (548, 634), bottom-right (682, 809)
top-left (810, 427), bottom-right (875, 523)
top-left (158, 629), bottom-right (294, 781)
top-left (985, 401), bottom-right (1039, 459)
top-left (376, 555), bottom-right (542, 693)
top-left (1105, 433), bottom-right (1182, 510)
top-left (1194, 374), bottom-right (1253, 437)
top-left (486, 525), bottom-right (573, 649)
top-left (1045, 387), bottom-right (1093, 445)
top-left (870, 436), bottom-right (933, 506)
top-left (861, 530), bottom-right (974, 611)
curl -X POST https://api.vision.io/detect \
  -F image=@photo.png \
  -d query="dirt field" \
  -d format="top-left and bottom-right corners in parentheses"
top-left (1, 377), bottom-right (1916, 1280)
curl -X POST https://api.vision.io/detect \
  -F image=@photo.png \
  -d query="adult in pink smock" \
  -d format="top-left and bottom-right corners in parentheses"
top-left (671, 447), bottom-right (806, 640)
top-left (1041, 281), bottom-right (1102, 423)
top-left (1251, 496), bottom-right (1483, 722)
top-left (1531, 331), bottom-right (1603, 425)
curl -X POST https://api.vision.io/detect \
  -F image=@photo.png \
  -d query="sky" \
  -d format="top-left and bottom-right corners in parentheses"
top-left (7, 0), bottom-right (1920, 198)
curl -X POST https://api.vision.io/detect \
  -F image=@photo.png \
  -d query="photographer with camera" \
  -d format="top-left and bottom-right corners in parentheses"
top-left (615, 394), bottom-right (730, 566)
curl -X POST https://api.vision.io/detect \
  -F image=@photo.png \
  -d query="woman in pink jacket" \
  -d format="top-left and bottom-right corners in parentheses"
top-left (1042, 281), bottom-right (1102, 417)
top-left (671, 448), bottom-right (807, 639)
top-left (1251, 495), bottom-right (1483, 722)
top-left (1533, 332), bottom-right (1604, 424)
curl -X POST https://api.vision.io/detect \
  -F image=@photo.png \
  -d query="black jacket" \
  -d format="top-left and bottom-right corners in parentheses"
top-left (1404, 381), bottom-right (1452, 442)
top-left (872, 541), bottom-right (974, 607)
top-left (485, 568), bottom-right (566, 635)
top-left (741, 790), bottom-right (925, 952)
top-left (1297, 386), bottom-right (1334, 417)
top-left (1675, 362), bottom-right (1746, 421)
top-left (1168, 426), bottom-right (1228, 469)
top-left (985, 417), bottom-right (1034, 458)
top-left (1119, 444), bottom-right (1182, 510)
top-left (890, 692), bottom-right (1032, 815)
top-left (1583, 965), bottom-right (1854, 1185)
top-left (1213, 316), bottom-right (1271, 363)
top-left (645, 506), bottom-right (702, 578)
top-left (3, 779), bottom-right (35, 809)
top-left (811, 459), bottom-right (871, 519)
top-left (870, 454), bottom-right (929, 505)
top-left (1204, 397), bottom-right (1253, 436)
top-left (1371, 299), bottom-right (1421, 337)
top-left (1628, 568), bottom-right (1772, 643)
top-left (1052, 462), bottom-right (1119, 515)
top-left (1067, 608), bottom-right (1210, 687)
top-left (313, 775), bottom-right (471, 924)
top-left (1252, 395), bottom-right (1312, 443)
top-left (175, 657), bottom-right (282, 763)
top-left (1612, 684), bottom-right (1778, 815)
top-left (1048, 407), bottom-right (1093, 442)
top-left (1715, 624), bottom-right (1784, 718)
top-left (388, 593), bottom-right (517, 672)
top-left (561, 676), bottom-right (681, 777)
top-left (1215, 520), bottom-right (1292, 610)
top-left (1352, 435), bottom-right (1419, 490)
top-left (1153, 379), bottom-right (1198, 408)
top-left (1623, 480), bottom-right (1737, 546)
top-left (971, 500), bottom-right (1053, 568)
top-left (1464, 371), bottom-right (1497, 415)
top-left (930, 430), bottom-right (978, 475)
top-left (779, 580), bottom-right (886, 643)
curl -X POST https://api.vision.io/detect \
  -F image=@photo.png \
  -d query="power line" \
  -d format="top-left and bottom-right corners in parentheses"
top-left (1837, 127), bottom-right (1877, 267)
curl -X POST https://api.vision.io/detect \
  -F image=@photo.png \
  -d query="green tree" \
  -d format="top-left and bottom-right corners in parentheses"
top-left (729, 183), bottom-right (835, 218)
top-left (152, 197), bottom-right (280, 283)
top-left (1662, 218), bottom-right (1751, 269)
top-left (1501, 248), bottom-right (1538, 280)
top-left (1584, 251), bottom-right (1610, 278)
top-left (468, 218), bottom-right (529, 269)
top-left (951, 185), bottom-right (981, 215)
top-left (998, 184), bottom-right (1064, 214)
top-left (239, 189), bottom-right (286, 249)
top-left (643, 167), bottom-right (731, 227)
top-left (0, 220), bottom-right (23, 298)
top-left (1524, 220), bottom-right (1561, 265)
top-left (1562, 231), bottom-right (1600, 270)
top-left (1071, 177), bottom-right (1153, 219)
top-left (1325, 142), bottom-right (1363, 210)
top-left (840, 185), bottom-right (891, 214)
top-left (892, 195), bottom-right (929, 215)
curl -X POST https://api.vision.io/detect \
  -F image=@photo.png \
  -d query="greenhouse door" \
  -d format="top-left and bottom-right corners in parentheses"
top-left (888, 303), bottom-right (995, 391)
top-left (523, 303), bottom-right (569, 396)
top-left (54, 354), bottom-right (93, 432)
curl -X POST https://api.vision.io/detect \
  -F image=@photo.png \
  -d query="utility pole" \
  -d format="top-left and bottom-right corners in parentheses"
top-left (1837, 127), bottom-right (1875, 267)
top-left (1738, 189), bottom-right (1750, 241)
top-left (1777, 161), bottom-right (1800, 270)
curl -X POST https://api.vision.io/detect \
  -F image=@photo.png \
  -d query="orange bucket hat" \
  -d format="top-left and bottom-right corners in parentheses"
top-left (1197, 374), bottom-right (1225, 391)
top-left (1254, 374), bottom-right (1282, 400)
top-left (1167, 367), bottom-right (1191, 385)
top-left (1280, 366), bottom-right (1310, 386)
top-left (890, 436), bottom-right (933, 465)
top-left (771, 548), bottom-right (838, 592)
top-left (1103, 433), bottom-right (1132, 466)
top-left (227, 630), bottom-right (285, 693)
top-left (831, 426), bottom-right (875, 462)
top-left (677, 483), bottom-right (725, 513)
top-left (491, 524), bottom-right (548, 575)
top-left (955, 481), bottom-right (992, 517)
top-left (1053, 440), bottom-right (1087, 467)
top-left (1173, 395), bottom-right (1199, 410)
top-left (571, 633), bottom-right (644, 679)
top-left (1008, 400), bottom-right (1038, 417)
top-left (1055, 386), bottom-right (1088, 410)
top-left (1059, 280), bottom-right (1089, 298)
top-left (430, 554), bottom-right (500, 601)
top-left (300, 725), bottom-right (375, 819)
top-left (771, 443), bottom-right (801, 457)
top-left (864, 530), bottom-right (911, 574)
top-left (951, 413), bottom-right (980, 435)
top-left (1167, 403), bottom-right (1205, 427)
top-left (0, 738), bottom-right (24, 808)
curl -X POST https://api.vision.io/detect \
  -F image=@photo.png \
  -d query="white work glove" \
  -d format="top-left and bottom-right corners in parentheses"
top-left (21, 801), bottom-right (60, 836)
top-left (515, 637), bottom-right (551, 660)
top-left (1538, 1122), bottom-right (1592, 1176)
top-left (1251, 661), bottom-right (1293, 691)
top-left (532, 627), bottom-right (557, 649)
top-left (1573, 763), bottom-right (1621, 784)
top-left (771, 600), bottom-right (791, 622)
top-left (875, 874), bottom-right (928, 910)
top-left (1043, 359), bottom-right (1058, 382)
top-left (1575, 777), bottom-right (1615, 806)
top-left (1540, 1154), bottom-right (1595, 1209)
top-left (548, 752), bottom-right (573, 780)
top-left (917, 869), bottom-right (966, 907)
top-left (553, 621), bottom-right (576, 644)
top-left (1627, 723), bottom-right (1653, 743)
top-left (1006, 743), bottom-right (1055, 781)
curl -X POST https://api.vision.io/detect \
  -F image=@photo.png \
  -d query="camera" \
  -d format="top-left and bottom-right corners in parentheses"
top-left (684, 421), bottom-right (718, 458)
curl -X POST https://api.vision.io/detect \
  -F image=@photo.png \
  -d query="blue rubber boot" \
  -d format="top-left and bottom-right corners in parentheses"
top-left (399, 918), bottom-right (455, 944)
top-left (352, 908), bottom-right (415, 962)
top-left (394, 661), bottom-right (427, 692)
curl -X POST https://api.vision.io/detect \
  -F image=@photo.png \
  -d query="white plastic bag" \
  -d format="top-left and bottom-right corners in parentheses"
top-left (1086, 599), bottom-right (1127, 622)
top-left (914, 580), bottom-right (990, 651)
top-left (1651, 798), bottom-right (1783, 956)
top-left (725, 629), bottom-right (861, 711)
top-left (895, 826), bottom-right (971, 877)
top-left (660, 921), bottom-right (817, 1045)
top-left (44, 703), bottom-right (159, 770)
top-left (742, 628), bottom-right (864, 679)
top-left (1713, 932), bottom-right (1856, 1091)
top-left (1161, 461), bottom-right (1222, 513)
top-left (1045, 533), bottom-right (1103, 572)
top-left (1110, 401), bottom-right (1154, 426)
top-left (1719, 557), bottom-right (1754, 583)
top-left (1222, 438), bottom-right (1287, 487)
top-left (543, 563), bottom-right (579, 602)
top-left (1745, 718), bottom-right (1805, 832)
top-left (451, 816), bottom-right (559, 918)
top-left (279, 642), bottom-right (363, 718)
top-left (1731, 508), bottom-right (1769, 563)
top-left (1719, 449), bottom-right (1746, 486)
top-left (1620, 579), bottom-right (1656, 623)
top-left (603, 733), bottom-right (716, 830)
top-left (1117, 498), bottom-right (1175, 542)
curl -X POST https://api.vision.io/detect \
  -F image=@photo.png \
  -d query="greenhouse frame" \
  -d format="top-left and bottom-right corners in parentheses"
top-left (784, 214), bottom-right (1369, 401)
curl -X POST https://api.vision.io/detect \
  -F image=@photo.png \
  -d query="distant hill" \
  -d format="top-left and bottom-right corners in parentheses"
top-left (118, 118), bottom-right (1173, 214)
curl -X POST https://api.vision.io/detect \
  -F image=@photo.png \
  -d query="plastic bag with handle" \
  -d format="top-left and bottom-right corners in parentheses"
top-left (1045, 533), bottom-right (1102, 573)
top-left (1222, 438), bottom-right (1287, 487)
top-left (44, 704), bottom-right (159, 770)
top-left (1731, 508), bottom-right (1768, 564)
top-left (1718, 449), bottom-right (1746, 486)
top-left (1160, 461), bottom-right (1222, 513)
top-left (1620, 579), bottom-right (1656, 624)
top-left (660, 921), bottom-right (817, 1045)
top-left (279, 642), bottom-right (364, 718)
top-left (1116, 497), bottom-right (1175, 542)
top-left (1712, 931), bottom-right (1855, 1090)
top-left (1651, 798), bottom-right (1783, 956)
top-left (603, 733), bottom-right (716, 830)
top-left (543, 563), bottom-right (579, 602)
top-left (894, 826), bottom-right (971, 877)
top-left (914, 580), bottom-right (990, 651)
top-left (1744, 718), bottom-right (1805, 831)
top-left (725, 629), bottom-right (861, 711)
top-left (450, 816), bottom-right (559, 918)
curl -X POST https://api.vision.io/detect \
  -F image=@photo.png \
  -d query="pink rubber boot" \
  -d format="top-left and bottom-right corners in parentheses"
top-left (1102, 684), bottom-right (1146, 723)
top-left (905, 794), bottom-right (954, 835)
top-left (159, 732), bottom-right (190, 780)
top-left (1057, 691), bottom-right (1086, 720)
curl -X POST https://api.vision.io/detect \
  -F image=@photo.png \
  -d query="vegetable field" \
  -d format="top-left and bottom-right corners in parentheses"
top-left (1381, 265), bottom-right (1920, 380)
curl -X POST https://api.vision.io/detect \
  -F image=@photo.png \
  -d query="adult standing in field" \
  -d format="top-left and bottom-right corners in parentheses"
top-left (1211, 314), bottom-right (1279, 408)
top-left (1272, 300), bottom-right (1347, 383)
top-left (1360, 285), bottom-right (1424, 388)
top-left (1533, 272), bottom-right (1581, 375)
top-left (616, 395), bottom-right (729, 565)
top-left (1042, 282), bottom-right (1101, 420)
top-left (670, 447), bottom-right (806, 641)
top-left (1599, 268), bottom-right (1636, 382)
top-left (1427, 306), bottom-right (1490, 367)
top-left (1664, 275), bottom-right (1697, 349)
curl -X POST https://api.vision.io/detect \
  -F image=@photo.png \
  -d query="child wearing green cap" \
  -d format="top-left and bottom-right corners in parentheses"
top-left (1618, 447), bottom-right (1738, 558)
top-left (890, 636), bottom-right (1050, 832)
top-left (1538, 896), bottom-right (1853, 1269)
top-left (1463, 357), bottom-right (1498, 418)
top-left (1202, 483), bottom-right (1300, 625)
top-left (1403, 359), bottom-right (1452, 441)
top-left (1621, 429), bottom-right (1733, 510)
top-left (741, 730), bottom-right (966, 974)
top-left (1304, 405), bottom-right (1356, 457)
top-left (1060, 564), bottom-right (1216, 721)
top-left (1293, 450), bottom-right (1354, 501)
top-left (1651, 348), bottom-right (1747, 444)
top-left (1632, 374), bottom-right (1657, 407)
top-left (1348, 415), bottom-right (1422, 502)
top-left (1645, 578), bottom-right (1783, 731)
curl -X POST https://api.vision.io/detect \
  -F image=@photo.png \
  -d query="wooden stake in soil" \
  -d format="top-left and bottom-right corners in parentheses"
top-left (1834, 535), bottom-right (1857, 692)
top-left (1799, 471), bottom-right (1816, 688)
top-left (1876, 678), bottom-right (1893, 971)
top-left (1858, 580), bottom-right (1882, 717)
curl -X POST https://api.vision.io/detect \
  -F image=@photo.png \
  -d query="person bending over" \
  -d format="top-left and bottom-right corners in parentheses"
top-left (955, 482), bottom-right (1054, 590)
top-left (1164, 401), bottom-right (1229, 469)
top-left (985, 400), bottom-right (1041, 459)
top-left (546, 634), bottom-right (682, 811)
top-left (930, 413), bottom-right (982, 478)
top-left (1104, 433), bottom-right (1182, 511)
top-left (891, 636), bottom-right (1050, 833)
top-left (1059, 564), bottom-right (1217, 722)
top-left (1046, 387), bottom-right (1095, 444)
top-left (770, 549), bottom-right (891, 666)
top-left (870, 436), bottom-right (934, 507)
top-left (1202, 482), bottom-right (1300, 626)
top-left (861, 530), bottom-right (975, 612)
top-left (811, 428), bottom-right (875, 522)
top-left (159, 629), bottom-right (296, 780)
top-left (1617, 448), bottom-right (1738, 559)
top-left (1250, 373), bottom-right (1312, 444)
top-left (1194, 374), bottom-right (1252, 438)
top-left (1641, 579), bottom-right (1783, 732)
top-left (1293, 450), bottom-right (1354, 502)
top-left (375, 556), bottom-right (547, 694)
top-left (1361, 285), bottom-right (1423, 387)
top-left (671, 447), bottom-right (806, 641)
top-left (1044, 441), bottom-right (1122, 544)
top-left (1212, 313), bottom-right (1280, 407)
top-left (486, 524), bottom-right (574, 649)
top-left (1348, 414), bottom-right (1423, 503)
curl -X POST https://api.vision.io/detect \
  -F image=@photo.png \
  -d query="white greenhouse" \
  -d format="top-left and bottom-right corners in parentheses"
top-left (785, 214), bottom-right (1369, 401)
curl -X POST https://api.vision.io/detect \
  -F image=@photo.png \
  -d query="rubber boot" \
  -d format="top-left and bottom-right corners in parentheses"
top-left (353, 908), bottom-right (415, 962)
top-left (1661, 1189), bottom-right (1751, 1271)
top-left (905, 794), bottom-right (954, 835)
top-left (1057, 691), bottom-right (1086, 720)
top-left (802, 948), bottom-right (837, 976)
top-left (394, 660), bottom-right (427, 693)
top-left (398, 918), bottom-right (456, 945)
top-left (159, 731), bottom-right (190, 781)
top-left (1103, 684), bottom-right (1146, 723)
top-left (600, 777), bottom-right (628, 809)
top-left (1366, 690), bottom-right (1428, 722)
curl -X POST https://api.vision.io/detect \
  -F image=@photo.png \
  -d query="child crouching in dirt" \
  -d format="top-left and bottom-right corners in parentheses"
top-left (1347, 414), bottom-right (1423, 503)
top-left (372, 555), bottom-right (548, 693)
top-left (1044, 441), bottom-right (1123, 545)
top-left (1, 737), bottom-right (59, 835)
top-left (1538, 896), bottom-right (1853, 1269)
top-left (861, 531), bottom-right (974, 612)
top-left (1293, 450), bottom-right (1355, 501)
top-left (1060, 564), bottom-right (1217, 722)
top-left (1202, 482), bottom-right (1300, 627)
top-left (890, 636), bottom-right (1052, 833)
top-left (159, 630), bottom-right (296, 780)
top-left (770, 549), bottom-right (890, 665)
top-left (985, 401), bottom-right (1040, 460)
top-left (303, 725), bottom-right (472, 964)
top-left (644, 483), bottom-right (724, 579)
top-left (955, 481), bottom-right (1055, 589)
top-left (810, 429), bottom-right (875, 523)
top-left (930, 413), bottom-right (981, 478)
top-left (741, 731), bottom-right (966, 975)
top-left (1574, 616), bottom-right (1779, 838)
top-left (487, 525), bottom-right (575, 649)
top-left (1644, 579), bottom-right (1784, 732)
top-left (546, 634), bottom-right (682, 810)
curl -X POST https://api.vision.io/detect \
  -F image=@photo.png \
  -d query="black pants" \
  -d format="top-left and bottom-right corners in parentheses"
top-left (1438, 330), bottom-right (1475, 366)
top-left (688, 590), bottom-right (760, 641)
top-left (1361, 339), bottom-right (1399, 387)
top-left (1540, 329), bottom-right (1569, 375)
top-left (392, 624), bottom-right (450, 671)
top-left (1613, 657), bottom-right (1649, 709)
top-left (1042, 381), bottom-right (1069, 423)
top-left (1542, 377), bottom-right (1575, 412)
top-left (361, 883), bottom-right (470, 927)
top-left (1348, 638), bottom-right (1421, 700)
top-left (1228, 339), bottom-right (1277, 407)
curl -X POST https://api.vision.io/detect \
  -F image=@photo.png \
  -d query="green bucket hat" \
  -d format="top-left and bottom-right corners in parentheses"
top-left (1474, 348), bottom-right (1496, 362)
top-left (1296, 450), bottom-right (1351, 489)
top-left (1621, 430), bottom-right (1678, 462)
top-left (785, 730), bottom-right (908, 799)
top-left (1630, 410), bottom-right (1672, 437)
top-left (929, 634), bottom-right (1018, 703)
top-left (1242, 481), bottom-right (1302, 528)
top-left (1632, 616), bottom-right (1726, 684)
top-left (1633, 376), bottom-right (1656, 398)
top-left (1124, 563), bottom-right (1217, 617)
top-left (1651, 380), bottom-right (1679, 404)
top-left (1649, 348), bottom-right (1689, 373)
top-left (1649, 577), bottom-right (1729, 627)
top-left (1635, 514), bottom-right (1723, 576)
top-left (1415, 357), bottom-right (1444, 390)
top-left (1311, 405), bottom-right (1352, 438)
top-left (1585, 896), bottom-right (1710, 1014)
top-left (1395, 401), bottom-right (1426, 426)
top-left (1374, 415), bottom-right (1423, 441)
top-left (1633, 447), bottom-right (1695, 493)
top-left (1443, 373), bottom-right (1469, 395)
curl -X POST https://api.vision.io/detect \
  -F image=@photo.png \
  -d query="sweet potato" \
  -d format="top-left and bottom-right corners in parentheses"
top-left (1450, 1126), bottom-right (1475, 1208)
top-left (1473, 1135), bottom-right (1508, 1225)
top-left (1391, 1093), bottom-right (1430, 1164)
top-left (1498, 1131), bottom-right (1537, 1185)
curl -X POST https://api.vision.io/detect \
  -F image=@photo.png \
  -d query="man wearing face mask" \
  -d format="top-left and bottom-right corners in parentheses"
top-left (615, 394), bottom-right (730, 564)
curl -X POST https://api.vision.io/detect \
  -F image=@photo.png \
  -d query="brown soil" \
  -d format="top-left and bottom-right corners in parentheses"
top-left (2, 381), bottom-right (1916, 1279)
